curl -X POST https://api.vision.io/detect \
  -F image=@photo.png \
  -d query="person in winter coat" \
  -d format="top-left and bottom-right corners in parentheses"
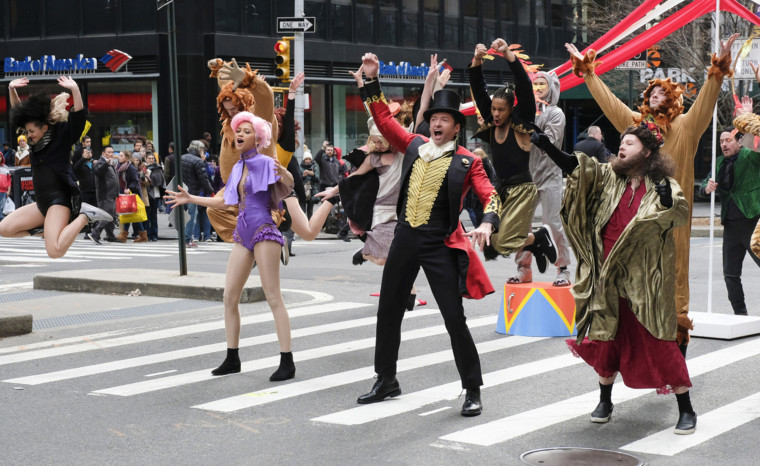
top-left (180, 140), bottom-right (214, 246)
top-left (299, 149), bottom-right (320, 218)
top-left (145, 153), bottom-right (165, 241)
top-left (88, 145), bottom-right (120, 243)
top-left (115, 151), bottom-right (147, 242)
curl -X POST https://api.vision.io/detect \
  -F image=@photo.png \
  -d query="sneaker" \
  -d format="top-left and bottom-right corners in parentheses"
top-left (507, 267), bottom-right (533, 284)
top-left (80, 202), bottom-right (113, 223)
top-left (532, 225), bottom-right (558, 264)
top-left (29, 227), bottom-right (45, 238)
top-left (674, 411), bottom-right (697, 435)
top-left (86, 232), bottom-right (102, 245)
top-left (590, 401), bottom-right (613, 423)
top-left (186, 240), bottom-right (198, 248)
top-left (204, 238), bottom-right (213, 242)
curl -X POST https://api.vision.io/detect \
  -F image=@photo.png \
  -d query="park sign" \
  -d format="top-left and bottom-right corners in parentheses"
top-left (277, 17), bottom-right (316, 33)
top-left (4, 54), bottom-right (98, 74)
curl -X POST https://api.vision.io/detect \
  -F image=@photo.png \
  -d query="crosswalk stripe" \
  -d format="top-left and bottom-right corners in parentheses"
top-left (194, 335), bottom-right (546, 413)
top-left (93, 315), bottom-right (500, 397)
top-left (0, 330), bottom-right (132, 355)
top-left (311, 353), bottom-right (580, 425)
top-left (0, 301), bottom-right (367, 366)
top-left (621, 392), bottom-right (760, 456)
top-left (438, 338), bottom-right (760, 447)
top-left (0, 247), bottom-right (172, 258)
top-left (0, 255), bottom-right (87, 263)
top-left (4, 308), bottom-right (440, 385)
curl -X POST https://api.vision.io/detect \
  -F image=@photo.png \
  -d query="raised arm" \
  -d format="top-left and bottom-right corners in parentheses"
top-left (468, 44), bottom-right (494, 124)
top-left (566, 43), bottom-right (637, 132)
top-left (492, 38), bottom-right (534, 125)
top-left (416, 54), bottom-right (442, 130)
top-left (531, 130), bottom-right (579, 173)
top-left (361, 53), bottom-right (417, 152)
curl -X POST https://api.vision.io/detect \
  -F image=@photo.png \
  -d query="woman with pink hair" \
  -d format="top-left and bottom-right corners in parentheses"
top-left (165, 112), bottom-right (297, 381)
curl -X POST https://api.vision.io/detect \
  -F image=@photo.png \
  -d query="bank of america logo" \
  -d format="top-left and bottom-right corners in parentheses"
top-left (100, 49), bottom-right (132, 72)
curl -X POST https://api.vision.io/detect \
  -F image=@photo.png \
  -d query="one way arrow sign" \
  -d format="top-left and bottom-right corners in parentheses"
top-left (277, 17), bottom-right (316, 34)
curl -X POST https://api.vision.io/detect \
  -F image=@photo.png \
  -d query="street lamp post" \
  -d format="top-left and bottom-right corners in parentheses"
top-left (158, 0), bottom-right (187, 275)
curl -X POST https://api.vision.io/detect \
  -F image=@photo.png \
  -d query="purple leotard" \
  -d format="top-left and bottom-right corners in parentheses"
top-left (224, 150), bottom-right (285, 251)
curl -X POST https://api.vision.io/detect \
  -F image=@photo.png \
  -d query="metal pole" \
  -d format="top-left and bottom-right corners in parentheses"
top-left (167, 1), bottom-right (187, 275)
top-left (707, 1), bottom-right (720, 312)
top-left (628, 70), bottom-right (634, 108)
top-left (294, 0), bottom-right (305, 160)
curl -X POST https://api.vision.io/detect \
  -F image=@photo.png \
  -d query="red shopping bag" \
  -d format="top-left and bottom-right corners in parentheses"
top-left (116, 194), bottom-right (137, 215)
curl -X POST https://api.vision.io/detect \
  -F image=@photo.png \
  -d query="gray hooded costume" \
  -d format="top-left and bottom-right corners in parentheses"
top-left (519, 71), bottom-right (573, 271)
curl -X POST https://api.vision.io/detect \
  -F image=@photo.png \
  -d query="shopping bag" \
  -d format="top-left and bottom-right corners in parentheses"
top-left (116, 194), bottom-right (137, 215)
top-left (119, 195), bottom-right (148, 223)
top-left (2, 197), bottom-right (14, 215)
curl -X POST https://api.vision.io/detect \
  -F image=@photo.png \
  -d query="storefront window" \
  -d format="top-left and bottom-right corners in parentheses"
top-left (45, 1), bottom-right (78, 37)
top-left (302, 84), bottom-right (326, 156)
top-left (331, 0), bottom-right (353, 42)
top-left (378, 8), bottom-right (398, 46)
top-left (245, 0), bottom-right (272, 36)
top-left (215, 0), bottom-right (242, 33)
top-left (422, 12), bottom-right (439, 48)
top-left (443, 0), bottom-right (459, 51)
top-left (401, 0), bottom-right (419, 47)
top-left (356, 2), bottom-right (376, 44)
top-left (82, 0), bottom-right (118, 35)
top-left (122, 1), bottom-right (157, 33)
top-left (8, 0), bottom-right (43, 38)
top-left (86, 81), bottom-right (155, 156)
top-left (305, 1), bottom-right (327, 40)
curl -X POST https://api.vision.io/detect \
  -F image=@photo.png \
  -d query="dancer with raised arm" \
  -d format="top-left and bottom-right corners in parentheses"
top-left (165, 112), bottom-right (297, 382)
top-left (532, 123), bottom-right (696, 434)
top-left (0, 76), bottom-right (112, 257)
top-left (565, 34), bottom-right (739, 353)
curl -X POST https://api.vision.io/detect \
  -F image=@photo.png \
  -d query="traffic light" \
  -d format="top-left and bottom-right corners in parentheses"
top-left (274, 38), bottom-right (291, 82)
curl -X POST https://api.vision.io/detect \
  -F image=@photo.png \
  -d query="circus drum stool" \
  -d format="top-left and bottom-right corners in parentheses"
top-left (496, 282), bottom-right (576, 337)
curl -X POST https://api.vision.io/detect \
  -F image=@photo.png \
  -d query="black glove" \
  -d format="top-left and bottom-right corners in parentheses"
top-left (530, 129), bottom-right (552, 152)
top-left (655, 180), bottom-right (673, 208)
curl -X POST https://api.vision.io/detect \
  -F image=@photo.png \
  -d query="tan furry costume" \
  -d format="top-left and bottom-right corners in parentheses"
top-left (572, 51), bottom-right (733, 345)
top-left (206, 59), bottom-right (279, 242)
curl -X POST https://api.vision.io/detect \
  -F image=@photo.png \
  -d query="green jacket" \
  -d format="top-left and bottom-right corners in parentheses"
top-left (561, 153), bottom-right (690, 343)
top-left (700, 147), bottom-right (760, 221)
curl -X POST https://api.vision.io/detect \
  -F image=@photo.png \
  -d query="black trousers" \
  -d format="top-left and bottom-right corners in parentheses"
top-left (375, 224), bottom-right (483, 389)
top-left (723, 215), bottom-right (760, 313)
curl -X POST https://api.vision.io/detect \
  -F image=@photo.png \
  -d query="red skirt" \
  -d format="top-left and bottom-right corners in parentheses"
top-left (567, 298), bottom-right (691, 394)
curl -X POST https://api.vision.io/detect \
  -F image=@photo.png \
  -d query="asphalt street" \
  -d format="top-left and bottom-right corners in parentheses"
top-left (0, 206), bottom-right (759, 466)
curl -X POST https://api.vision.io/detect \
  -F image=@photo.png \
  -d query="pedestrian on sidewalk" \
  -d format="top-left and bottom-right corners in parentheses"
top-left (145, 153), bottom-right (165, 241)
top-left (532, 123), bottom-right (697, 435)
top-left (0, 76), bottom-right (112, 258)
top-left (165, 112), bottom-right (297, 382)
top-left (88, 145), bottom-right (119, 244)
top-left (115, 151), bottom-right (147, 243)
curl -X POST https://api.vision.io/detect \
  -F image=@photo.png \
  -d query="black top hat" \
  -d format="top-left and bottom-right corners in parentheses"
top-left (423, 89), bottom-right (466, 128)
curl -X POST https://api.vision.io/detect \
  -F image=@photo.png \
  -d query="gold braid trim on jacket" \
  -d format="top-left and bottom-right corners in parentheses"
top-left (483, 189), bottom-right (499, 216)
top-left (404, 157), bottom-right (452, 228)
top-left (733, 113), bottom-right (760, 137)
top-left (751, 217), bottom-right (760, 259)
top-left (571, 50), bottom-right (601, 78)
top-left (708, 53), bottom-right (733, 82)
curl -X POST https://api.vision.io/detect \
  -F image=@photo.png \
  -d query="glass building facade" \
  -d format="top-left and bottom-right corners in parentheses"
top-left (2, 0), bottom-right (586, 159)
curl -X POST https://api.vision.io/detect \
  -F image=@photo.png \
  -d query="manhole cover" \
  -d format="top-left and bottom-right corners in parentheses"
top-left (520, 447), bottom-right (642, 465)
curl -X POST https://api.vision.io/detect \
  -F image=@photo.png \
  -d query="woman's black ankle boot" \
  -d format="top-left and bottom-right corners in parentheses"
top-left (269, 351), bottom-right (296, 381)
top-left (211, 348), bottom-right (241, 376)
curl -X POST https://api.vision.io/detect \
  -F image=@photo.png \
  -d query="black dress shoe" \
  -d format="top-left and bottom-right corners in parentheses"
top-left (674, 411), bottom-right (697, 435)
top-left (590, 401), bottom-right (613, 423)
top-left (461, 388), bottom-right (482, 417)
top-left (406, 293), bottom-right (417, 311)
top-left (352, 249), bottom-right (366, 265)
top-left (357, 376), bottom-right (401, 404)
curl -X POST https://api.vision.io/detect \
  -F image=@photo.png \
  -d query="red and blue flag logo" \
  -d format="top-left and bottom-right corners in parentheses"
top-left (100, 49), bottom-right (132, 72)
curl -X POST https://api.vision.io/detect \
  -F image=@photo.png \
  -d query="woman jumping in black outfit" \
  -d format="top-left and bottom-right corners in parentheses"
top-left (0, 76), bottom-right (111, 258)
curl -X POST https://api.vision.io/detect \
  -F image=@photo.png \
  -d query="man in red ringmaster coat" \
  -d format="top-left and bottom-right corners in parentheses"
top-left (355, 52), bottom-right (500, 418)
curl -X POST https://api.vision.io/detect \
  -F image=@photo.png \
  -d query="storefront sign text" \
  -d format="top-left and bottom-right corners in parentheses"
top-left (378, 61), bottom-right (429, 79)
top-left (4, 54), bottom-right (98, 74)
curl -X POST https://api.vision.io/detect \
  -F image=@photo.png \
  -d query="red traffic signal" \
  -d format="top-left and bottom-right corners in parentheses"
top-left (274, 39), bottom-right (291, 81)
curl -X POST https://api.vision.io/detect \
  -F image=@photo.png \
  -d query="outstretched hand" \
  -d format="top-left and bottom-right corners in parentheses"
top-left (289, 72), bottom-right (306, 93)
top-left (164, 186), bottom-right (190, 207)
top-left (218, 58), bottom-right (247, 90)
top-left (349, 64), bottom-right (364, 85)
top-left (655, 180), bottom-right (673, 208)
top-left (751, 62), bottom-right (760, 85)
top-left (473, 44), bottom-right (488, 67)
top-left (736, 95), bottom-right (754, 117)
top-left (491, 38), bottom-right (515, 62)
top-left (315, 185), bottom-right (339, 200)
top-left (565, 43), bottom-right (584, 61)
top-left (530, 129), bottom-right (552, 151)
top-left (57, 76), bottom-right (79, 92)
top-left (464, 222), bottom-right (493, 251)
top-left (718, 33), bottom-right (740, 59)
top-left (9, 77), bottom-right (29, 90)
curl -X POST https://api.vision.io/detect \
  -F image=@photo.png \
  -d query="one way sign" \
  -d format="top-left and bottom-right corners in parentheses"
top-left (277, 17), bottom-right (316, 33)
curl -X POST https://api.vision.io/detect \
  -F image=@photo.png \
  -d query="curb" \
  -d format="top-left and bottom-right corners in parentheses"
top-left (32, 269), bottom-right (265, 303)
top-left (0, 311), bottom-right (33, 337)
